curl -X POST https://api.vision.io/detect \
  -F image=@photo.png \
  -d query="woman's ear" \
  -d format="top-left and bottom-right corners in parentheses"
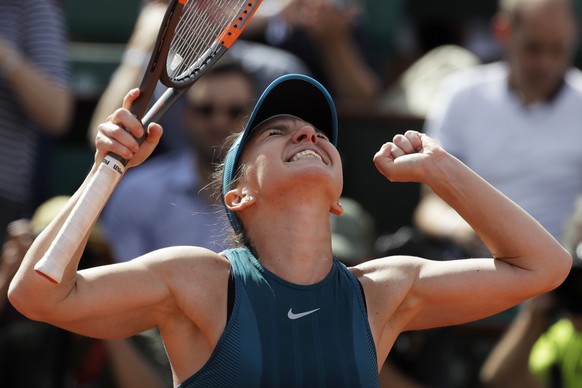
top-left (224, 190), bottom-right (255, 212)
top-left (330, 200), bottom-right (344, 216)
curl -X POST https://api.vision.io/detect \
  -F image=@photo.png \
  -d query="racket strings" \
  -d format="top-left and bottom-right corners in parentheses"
top-left (168, 0), bottom-right (242, 81)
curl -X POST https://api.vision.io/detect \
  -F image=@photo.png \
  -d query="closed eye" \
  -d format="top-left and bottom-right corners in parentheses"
top-left (266, 129), bottom-right (284, 136)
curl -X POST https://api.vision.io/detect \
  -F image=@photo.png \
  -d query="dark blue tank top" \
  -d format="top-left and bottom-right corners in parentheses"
top-left (178, 247), bottom-right (379, 387)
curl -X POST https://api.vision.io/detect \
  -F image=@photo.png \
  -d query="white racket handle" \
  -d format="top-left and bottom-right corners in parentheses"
top-left (34, 155), bottom-right (124, 283)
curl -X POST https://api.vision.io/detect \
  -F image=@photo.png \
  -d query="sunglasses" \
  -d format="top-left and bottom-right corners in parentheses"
top-left (190, 103), bottom-right (247, 120)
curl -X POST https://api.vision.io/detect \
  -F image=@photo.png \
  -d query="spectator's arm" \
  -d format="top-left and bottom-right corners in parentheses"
top-left (0, 39), bottom-right (72, 136)
top-left (305, 3), bottom-right (380, 100)
top-left (480, 296), bottom-right (553, 388)
top-left (87, 1), bottom-right (168, 146)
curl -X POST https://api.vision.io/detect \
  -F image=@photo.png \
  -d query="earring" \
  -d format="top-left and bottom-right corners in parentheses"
top-left (336, 200), bottom-right (342, 208)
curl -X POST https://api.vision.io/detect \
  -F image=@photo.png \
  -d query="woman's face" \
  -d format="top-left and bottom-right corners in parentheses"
top-left (237, 115), bottom-right (343, 202)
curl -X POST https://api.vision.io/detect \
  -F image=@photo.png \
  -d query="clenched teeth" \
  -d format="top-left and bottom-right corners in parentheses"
top-left (290, 150), bottom-right (323, 162)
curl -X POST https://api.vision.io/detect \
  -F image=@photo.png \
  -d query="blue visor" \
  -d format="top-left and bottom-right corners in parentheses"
top-left (222, 74), bottom-right (338, 234)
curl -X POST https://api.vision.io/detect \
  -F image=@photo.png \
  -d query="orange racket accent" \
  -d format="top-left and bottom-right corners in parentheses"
top-left (218, 0), bottom-right (262, 48)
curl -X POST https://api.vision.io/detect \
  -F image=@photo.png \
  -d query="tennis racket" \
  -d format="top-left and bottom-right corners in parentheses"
top-left (34, 0), bottom-right (262, 283)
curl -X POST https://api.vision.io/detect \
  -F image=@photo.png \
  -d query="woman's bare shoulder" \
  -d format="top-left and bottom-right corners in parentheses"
top-left (348, 256), bottom-right (424, 314)
top-left (348, 255), bottom-right (424, 283)
top-left (149, 245), bottom-right (229, 262)
top-left (144, 246), bottom-right (232, 322)
top-left (136, 245), bottom-right (232, 284)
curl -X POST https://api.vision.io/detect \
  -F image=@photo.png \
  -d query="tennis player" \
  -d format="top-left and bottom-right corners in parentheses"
top-left (9, 74), bottom-right (571, 387)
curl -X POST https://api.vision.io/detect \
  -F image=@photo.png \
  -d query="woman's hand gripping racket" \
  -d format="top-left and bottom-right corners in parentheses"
top-left (34, 0), bottom-right (262, 283)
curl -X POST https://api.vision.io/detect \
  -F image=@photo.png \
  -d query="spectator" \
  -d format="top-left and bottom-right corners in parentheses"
top-left (100, 60), bottom-right (256, 262)
top-left (414, 0), bottom-right (582, 257)
top-left (0, 0), bottom-right (73, 245)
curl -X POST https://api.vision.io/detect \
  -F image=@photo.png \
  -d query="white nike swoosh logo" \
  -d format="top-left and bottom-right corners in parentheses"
top-left (287, 307), bottom-right (321, 320)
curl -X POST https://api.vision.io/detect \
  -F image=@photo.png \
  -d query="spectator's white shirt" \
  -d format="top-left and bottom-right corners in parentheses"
top-left (425, 62), bottom-right (582, 240)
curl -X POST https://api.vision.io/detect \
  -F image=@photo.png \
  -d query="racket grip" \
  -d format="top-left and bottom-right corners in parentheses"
top-left (34, 155), bottom-right (124, 283)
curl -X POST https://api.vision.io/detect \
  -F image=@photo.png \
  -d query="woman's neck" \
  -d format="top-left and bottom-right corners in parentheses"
top-left (247, 201), bottom-right (335, 285)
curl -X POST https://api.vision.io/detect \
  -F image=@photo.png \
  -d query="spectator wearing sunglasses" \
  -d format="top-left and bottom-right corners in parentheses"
top-left (100, 60), bottom-right (257, 263)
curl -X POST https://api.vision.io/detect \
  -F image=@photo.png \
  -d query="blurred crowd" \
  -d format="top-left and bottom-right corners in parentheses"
top-left (2, 0), bottom-right (582, 386)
